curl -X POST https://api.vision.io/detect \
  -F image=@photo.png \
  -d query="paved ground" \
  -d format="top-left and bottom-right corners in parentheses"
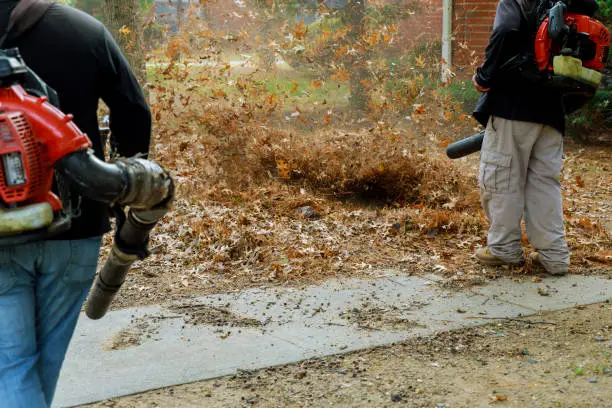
top-left (82, 303), bottom-right (612, 408)
top-left (53, 271), bottom-right (612, 408)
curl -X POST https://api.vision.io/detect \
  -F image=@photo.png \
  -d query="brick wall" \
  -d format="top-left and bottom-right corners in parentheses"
top-left (397, 0), bottom-right (444, 49)
top-left (453, 0), bottom-right (498, 75)
top-left (378, 0), bottom-right (499, 67)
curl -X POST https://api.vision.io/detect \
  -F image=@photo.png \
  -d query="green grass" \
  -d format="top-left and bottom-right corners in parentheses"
top-left (442, 80), bottom-right (481, 114)
top-left (261, 76), bottom-right (349, 106)
top-left (567, 89), bottom-right (611, 140)
top-left (147, 64), bottom-right (350, 108)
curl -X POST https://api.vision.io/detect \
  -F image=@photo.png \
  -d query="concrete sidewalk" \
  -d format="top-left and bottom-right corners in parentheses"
top-left (53, 272), bottom-right (611, 407)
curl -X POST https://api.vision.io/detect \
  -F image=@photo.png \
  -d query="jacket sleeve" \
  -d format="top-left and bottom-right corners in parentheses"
top-left (98, 27), bottom-right (151, 159)
top-left (475, 0), bottom-right (524, 89)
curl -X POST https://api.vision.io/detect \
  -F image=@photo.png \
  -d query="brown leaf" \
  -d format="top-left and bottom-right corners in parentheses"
top-left (587, 250), bottom-right (612, 264)
top-left (276, 159), bottom-right (291, 180)
top-left (330, 67), bottom-right (351, 82)
top-left (413, 104), bottom-right (425, 115)
top-left (292, 21), bottom-right (307, 40)
top-left (118, 25), bottom-right (131, 36)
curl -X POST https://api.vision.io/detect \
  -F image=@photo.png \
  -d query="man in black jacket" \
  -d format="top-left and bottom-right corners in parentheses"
top-left (0, 1), bottom-right (151, 406)
top-left (470, 0), bottom-right (591, 275)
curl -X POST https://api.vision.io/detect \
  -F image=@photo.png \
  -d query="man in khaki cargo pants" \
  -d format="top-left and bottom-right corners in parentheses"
top-left (471, 0), bottom-right (570, 275)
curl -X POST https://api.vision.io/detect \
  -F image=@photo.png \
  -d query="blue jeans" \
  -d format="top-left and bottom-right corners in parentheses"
top-left (0, 237), bottom-right (102, 408)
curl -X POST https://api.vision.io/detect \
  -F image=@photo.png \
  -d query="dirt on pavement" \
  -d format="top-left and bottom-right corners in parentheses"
top-left (84, 302), bottom-right (611, 408)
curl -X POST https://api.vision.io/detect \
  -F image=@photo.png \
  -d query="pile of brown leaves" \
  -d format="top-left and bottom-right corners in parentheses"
top-left (109, 86), bottom-right (610, 310)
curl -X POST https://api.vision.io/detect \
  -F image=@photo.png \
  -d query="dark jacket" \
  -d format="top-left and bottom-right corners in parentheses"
top-left (473, 0), bottom-right (566, 133)
top-left (0, 0), bottom-right (152, 240)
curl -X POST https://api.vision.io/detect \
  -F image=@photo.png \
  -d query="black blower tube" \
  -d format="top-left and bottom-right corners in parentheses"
top-left (445, 130), bottom-right (485, 159)
top-left (55, 149), bottom-right (128, 203)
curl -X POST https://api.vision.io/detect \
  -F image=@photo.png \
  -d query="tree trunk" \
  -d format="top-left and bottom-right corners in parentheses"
top-left (103, 0), bottom-right (146, 87)
top-left (176, 0), bottom-right (184, 31)
top-left (345, 0), bottom-right (367, 111)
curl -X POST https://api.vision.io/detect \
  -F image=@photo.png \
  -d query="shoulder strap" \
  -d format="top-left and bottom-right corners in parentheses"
top-left (0, 0), bottom-right (53, 47)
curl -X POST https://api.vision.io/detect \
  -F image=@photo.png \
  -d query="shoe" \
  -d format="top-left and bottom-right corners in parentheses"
top-left (529, 251), bottom-right (541, 265)
top-left (475, 247), bottom-right (511, 266)
top-left (529, 252), bottom-right (545, 271)
top-left (529, 252), bottom-right (568, 276)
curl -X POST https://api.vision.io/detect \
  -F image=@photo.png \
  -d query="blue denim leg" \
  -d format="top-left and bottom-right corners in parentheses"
top-left (0, 237), bottom-right (101, 408)
top-left (0, 243), bottom-right (47, 408)
top-left (36, 237), bottom-right (102, 406)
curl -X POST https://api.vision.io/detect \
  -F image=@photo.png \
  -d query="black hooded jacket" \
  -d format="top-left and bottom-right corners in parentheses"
top-left (473, 0), bottom-right (599, 134)
top-left (0, 0), bottom-right (152, 240)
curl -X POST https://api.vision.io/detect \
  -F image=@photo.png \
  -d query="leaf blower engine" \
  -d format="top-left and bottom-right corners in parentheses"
top-left (446, 0), bottom-right (610, 159)
top-left (0, 48), bottom-right (174, 319)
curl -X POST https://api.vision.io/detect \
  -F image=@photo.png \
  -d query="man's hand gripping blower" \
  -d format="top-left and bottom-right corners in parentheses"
top-left (0, 48), bottom-right (174, 319)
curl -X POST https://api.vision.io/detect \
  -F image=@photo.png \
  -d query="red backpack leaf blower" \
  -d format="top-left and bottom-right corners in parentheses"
top-left (0, 48), bottom-right (174, 320)
top-left (446, 0), bottom-right (610, 159)
top-left (0, 49), bottom-right (91, 241)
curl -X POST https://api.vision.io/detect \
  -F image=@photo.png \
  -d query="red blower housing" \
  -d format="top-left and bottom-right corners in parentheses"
top-left (535, 13), bottom-right (610, 72)
top-left (0, 84), bottom-right (91, 212)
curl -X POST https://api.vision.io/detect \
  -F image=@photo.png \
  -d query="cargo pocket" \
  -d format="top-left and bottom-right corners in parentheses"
top-left (63, 238), bottom-right (102, 284)
top-left (0, 249), bottom-right (16, 295)
top-left (479, 150), bottom-right (513, 194)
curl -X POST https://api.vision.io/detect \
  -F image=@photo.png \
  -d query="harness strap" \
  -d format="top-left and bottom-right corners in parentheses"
top-left (0, 0), bottom-right (53, 47)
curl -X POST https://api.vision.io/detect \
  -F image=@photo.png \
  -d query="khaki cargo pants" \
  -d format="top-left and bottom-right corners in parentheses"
top-left (479, 116), bottom-right (569, 274)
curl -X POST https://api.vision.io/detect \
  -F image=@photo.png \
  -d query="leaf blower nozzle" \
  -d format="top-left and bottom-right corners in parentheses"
top-left (445, 130), bottom-right (485, 159)
top-left (85, 238), bottom-right (139, 320)
top-left (85, 207), bottom-right (169, 320)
